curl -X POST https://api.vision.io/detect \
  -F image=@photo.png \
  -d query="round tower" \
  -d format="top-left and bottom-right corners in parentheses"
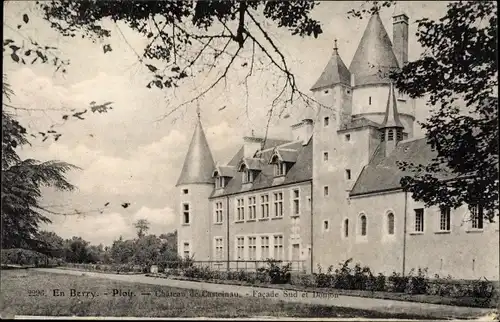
top-left (175, 111), bottom-right (215, 261)
top-left (349, 10), bottom-right (414, 137)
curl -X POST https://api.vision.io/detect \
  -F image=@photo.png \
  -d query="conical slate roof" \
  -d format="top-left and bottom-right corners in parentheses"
top-left (381, 83), bottom-right (403, 128)
top-left (311, 45), bottom-right (351, 90)
top-left (349, 12), bottom-right (399, 86)
top-left (176, 118), bottom-right (215, 186)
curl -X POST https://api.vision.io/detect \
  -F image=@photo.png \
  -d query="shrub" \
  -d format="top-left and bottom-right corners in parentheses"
top-left (387, 271), bottom-right (409, 293)
top-left (333, 258), bottom-right (354, 289)
top-left (314, 264), bottom-right (334, 288)
top-left (406, 268), bottom-right (429, 294)
top-left (1, 248), bottom-right (49, 267)
top-left (469, 278), bottom-right (495, 299)
top-left (352, 263), bottom-right (372, 290)
top-left (258, 259), bottom-right (291, 284)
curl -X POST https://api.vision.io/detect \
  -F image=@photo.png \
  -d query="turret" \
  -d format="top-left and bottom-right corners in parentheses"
top-left (310, 40), bottom-right (352, 128)
top-left (379, 83), bottom-right (404, 156)
top-left (176, 110), bottom-right (215, 260)
top-left (393, 2), bottom-right (409, 68)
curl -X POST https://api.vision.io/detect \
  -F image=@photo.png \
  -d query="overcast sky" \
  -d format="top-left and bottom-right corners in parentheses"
top-left (3, 1), bottom-right (451, 246)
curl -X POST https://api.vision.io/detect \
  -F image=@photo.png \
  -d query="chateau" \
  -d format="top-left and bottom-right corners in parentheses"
top-left (175, 10), bottom-right (499, 280)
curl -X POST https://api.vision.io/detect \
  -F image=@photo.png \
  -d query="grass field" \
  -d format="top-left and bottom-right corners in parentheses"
top-left (0, 269), bottom-right (443, 319)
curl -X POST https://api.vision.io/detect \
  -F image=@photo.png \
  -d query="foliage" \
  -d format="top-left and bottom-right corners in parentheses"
top-left (387, 271), bottom-right (410, 293)
top-left (0, 248), bottom-right (48, 266)
top-left (257, 259), bottom-right (291, 284)
top-left (389, 1), bottom-right (499, 220)
top-left (313, 264), bottom-right (335, 288)
top-left (1, 80), bottom-right (80, 249)
top-left (134, 219), bottom-right (150, 238)
top-left (406, 268), bottom-right (429, 295)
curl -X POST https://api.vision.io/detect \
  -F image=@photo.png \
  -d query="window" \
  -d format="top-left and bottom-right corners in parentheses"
top-left (273, 235), bottom-right (284, 260)
top-left (414, 208), bottom-right (424, 232)
top-left (387, 213), bottom-right (395, 235)
top-left (345, 169), bottom-right (351, 180)
top-left (380, 131), bottom-right (385, 142)
top-left (323, 220), bottom-right (329, 232)
top-left (183, 242), bottom-right (190, 258)
top-left (214, 201), bottom-right (223, 224)
top-left (369, 96), bottom-right (372, 105)
top-left (260, 236), bottom-right (270, 259)
top-left (345, 134), bottom-right (351, 142)
top-left (292, 189), bottom-right (300, 216)
top-left (344, 219), bottom-right (349, 237)
top-left (324, 89), bottom-right (329, 95)
top-left (323, 186), bottom-right (329, 196)
top-left (248, 196), bottom-right (257, 220)
top-left (182, 203), bottom-right (190, 225)
top-left (273, 192), bottom-right (283, 218)
top-left (388, 129), bottom-right (394, 141)
top-left (396, 129), bottom-right (403, 141)
top-left (439, 207), bottom-right (451, 231)
top-left (471, 205), bottom-right (484, 229)
top-left (236, 237), bottom-right (245, 259)
top-left (236, 198), bottom-right (245, 221)
top-left (324, 116), bottom-right (329, 127)
top-left (323, 152), bottom-right (329, 162)
top-left (248, 237), bottom-right (257, 260)
top-left (214, 238), bottom-right (223, 260)
top-left (182, 189), bottom-right (189, 195)
top-left (260, 194), bottom-right (269, 219)
top-left (242, 170), bottom-right (254, 183)
top-left (360, 215), bottom-right (367, 236)
top-left (215, 176), bottom-right (225, 189)
top-left (274, 162), bottom-right (286, 176)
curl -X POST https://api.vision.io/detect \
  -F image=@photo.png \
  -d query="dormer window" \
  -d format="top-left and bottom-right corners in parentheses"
top-left (242, 169), bottom-right (254, 183)
top-left (274, 162), bottom-right (287, 177)
top-left (215, 176), bottom-right (226, 189)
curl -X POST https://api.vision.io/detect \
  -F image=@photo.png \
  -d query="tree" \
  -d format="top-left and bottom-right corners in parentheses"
top-left (64, 236), bottom-right (91, 263)
top-left (5, 1), bottom-right (327, 125)
top-left (134, 219), bottom-right (150, 238)
top-left (33, 230), bottom-right (65, 258)
top-left (389, 1), bottom-right (498, 221)
top-left (1, 79), bottom-right (81, 249)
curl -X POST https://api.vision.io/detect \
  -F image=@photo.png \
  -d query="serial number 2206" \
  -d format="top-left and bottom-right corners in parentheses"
top-left (28, 289), bottom-right (45, 296)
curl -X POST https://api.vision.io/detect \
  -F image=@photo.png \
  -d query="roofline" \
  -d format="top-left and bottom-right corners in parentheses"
top-left (311, 83), bottom-right (351, 92)
top-left (337, 124), bottom-right (380, 133)
top-left (175, 181), bottom-right (214, 187)
top-left (349, 187), bottom-right (403, 198)
top-left (209, 179), bottom-right (312, 199)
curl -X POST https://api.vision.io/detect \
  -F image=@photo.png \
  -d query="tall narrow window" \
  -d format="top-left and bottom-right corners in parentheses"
top-left (380, 131), bottom-right (385, 142)
top-left (214, 202), bottom-right (223, 224)
top-left (323, 152), bottom-right (329, 162)
top-left (471, 205), bottom-right (484, 229)
top-left (388, 129), bottom-right (394, 141)
top-left (274, 161), bottom-right (286, 176)
top-left (248, 237), bottom-right (257, 260)
top-left (440, 207), bottom-right (451, 231)
top-left (183, 242), bottom-right (190, 258)
top-left (182, 189), bottom-right (189, 195)
top-left (324, 186), bottom-right (329, 196)
top-left (236, 198), bottom-right (245, 221)
top-left (360, 215), bottom-right (367, 236)
top-left (323, 220), bottom-right (329, 232)
top-left (345, 169), bottom-right (352, 180)
top-left (387, 213), bottom-right (395, 235)
top-left (273, 192), bottom-right (283, 218)
top-left (260, 236), bottom-right (270, 259)
top-left (344, 219), bottom-right (349, 237)
top-left (236, 237), bottom-right (245, 260)
top-left (273, 235), bottom-right (284, 260)
top-left (243, 170), bottom-right (254, 183)
top-left (414, 208), bottom-right (424, 232)
top-left (214, 238), bottom-right (223, 260)
top-left (345, 134), bottom-right (351, 142)
top-left (396, 129), bottom-right (403, 141)
top-left (248, 196), bottom-right (257, 220)
top-left (260, 194), bottom-right (269, 219)
top-left (182, 203), bottom-right (190, 225)
top-left (324, 116), bottom-right (329, 127)
top-left (369, 96), bottom-right (372, 105)
top-left (292, 189), bottom-right (300, 216)
top-left (215, 176), bottom-right (225, 189)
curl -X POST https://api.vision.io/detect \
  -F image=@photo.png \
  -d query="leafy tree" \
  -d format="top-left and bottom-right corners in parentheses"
top-left (4, 1), bottom-right (326, 122)
top-left (134, 219), bottom-right (150, 238)
top-left (64, 236), bottom-right (91, 263)
top-left (1, 79), bottom-right (80, 249)
top-left (33, 230), bottom-right (65, 258)
top-left (110, 237), bottom-right (135, 264)
top-left (389, 1), bottom-right (498, 221)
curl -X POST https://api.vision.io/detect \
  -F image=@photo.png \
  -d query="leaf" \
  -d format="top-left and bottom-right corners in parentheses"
top-left (25, 50), bottom-right (31, 56)
top-left (121, 203), bottom-right (130, 209)
top-left (23, 14), bottom-right (29, 24)
top-left (62, 115), bottom-right (68, 120)
top-left (11, 53), bottom-right (19, 63)
top-left (42, 136), bottom-right (48, 142)
top-left (145, 64), bottom-right (157, 72)
top-left (103, 44), bottom-right (112, 54)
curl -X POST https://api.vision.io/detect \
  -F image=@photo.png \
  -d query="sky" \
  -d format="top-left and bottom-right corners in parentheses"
top-left (3, 1), bottom-right (451, 246)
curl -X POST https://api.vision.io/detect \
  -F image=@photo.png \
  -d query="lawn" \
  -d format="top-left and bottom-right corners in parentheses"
top-left (1, 269), bottom-right (440, 319)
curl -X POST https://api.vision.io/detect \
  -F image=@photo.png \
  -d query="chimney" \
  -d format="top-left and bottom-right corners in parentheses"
top-left (392, 6), bottom-right (409, 67)
top-left (242, 136), bottom-right (263, 158)
top-left (291, 119), bottom-right (314, 145)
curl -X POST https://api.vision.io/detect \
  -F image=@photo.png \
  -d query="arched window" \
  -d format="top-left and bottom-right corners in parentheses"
top-left (360, 214), bottom-right (367, 236)
top-left (344, 219), bottom-right (349, 237)
top-left (387, 213), bottom-right (395, 235)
